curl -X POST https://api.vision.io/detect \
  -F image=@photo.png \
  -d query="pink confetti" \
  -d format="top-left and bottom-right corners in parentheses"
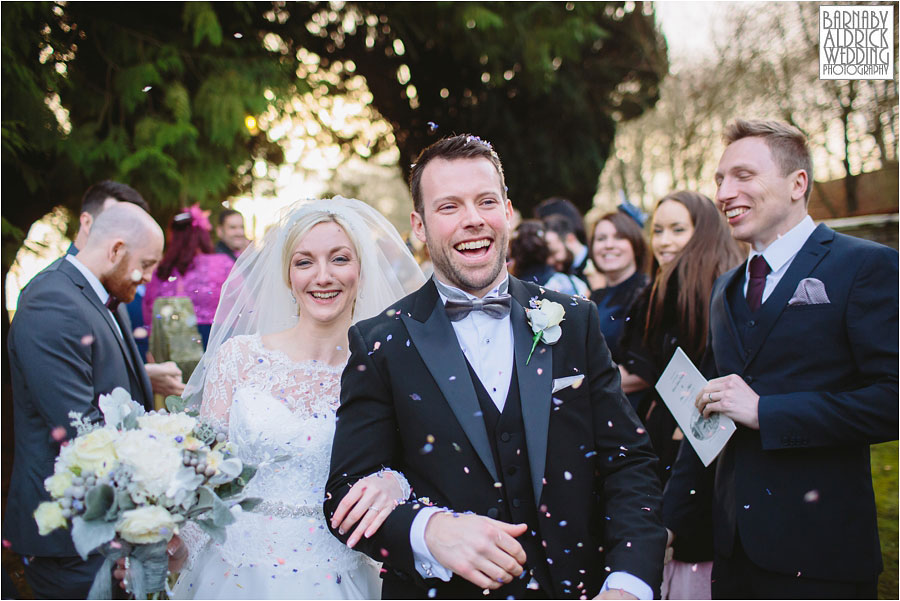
top-left (536, 368), bottom-right (543, 375)
top-left (803, 490), bottom-right (820, 503)
top-left (373, 341), bottom-right (381, 351)
top-left (1, 540), bottom-right (10, 549)
top-left (80, 335), bottom-right (94, 346)
top-left (380, 548), bottom-right (389, 557)
top-left (132, 327), bottom-right (148, 340)
top-left (51, 426), bottom-right (67, 442)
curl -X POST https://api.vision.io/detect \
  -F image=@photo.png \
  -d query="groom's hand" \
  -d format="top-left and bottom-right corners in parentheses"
top-left (424, 512), bottom-right (527, 590)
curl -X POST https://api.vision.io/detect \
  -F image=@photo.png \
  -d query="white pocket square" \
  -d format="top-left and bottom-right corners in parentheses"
top-left (788, 278), bottom-right (831, 306)
top-left (552, 374), bottom-right (585, 394)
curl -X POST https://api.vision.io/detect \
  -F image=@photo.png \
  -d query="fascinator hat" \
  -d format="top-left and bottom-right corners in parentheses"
top-left (183, 196), bottom-right (426, 404)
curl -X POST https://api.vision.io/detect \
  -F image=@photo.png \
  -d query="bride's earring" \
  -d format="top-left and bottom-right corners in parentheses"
top-left (290, 293), bottom-right (296, 304)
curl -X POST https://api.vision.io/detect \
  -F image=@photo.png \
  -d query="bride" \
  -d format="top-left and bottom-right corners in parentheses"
top-left (170, 198), bottom-right (425, 599)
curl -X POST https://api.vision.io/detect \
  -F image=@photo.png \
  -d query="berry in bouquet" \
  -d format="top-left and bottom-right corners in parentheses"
top-left (33, 388), bottom-right (260, 599)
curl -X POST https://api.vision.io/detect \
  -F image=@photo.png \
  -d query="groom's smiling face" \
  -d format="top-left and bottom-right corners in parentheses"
top-left (412, 157), bottom-right (513, 298)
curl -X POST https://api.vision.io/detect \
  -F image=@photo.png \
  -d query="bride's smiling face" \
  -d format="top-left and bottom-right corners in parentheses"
top-left (289, 221), bottom-right (360, 325)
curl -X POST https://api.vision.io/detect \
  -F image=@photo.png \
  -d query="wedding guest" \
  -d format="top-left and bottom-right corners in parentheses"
top-left (668, 119), bottom-right (898, 598)
top-left (5, 204), bottom-right (162, 598)
top-left (142, 206), bottom-right (233, 349)
top-left (65, 182), bottom-right (183, 401)
top-left (588, 209), bottom-right (650, 362)
top-left (214, 208), bottom-right (248, 262)
top-left (509, 219), bottom-right (590, 297)
top-left (619, 191), bottom-right (743, 599)
top-left (327, 134), bottom-right (666, 599)
top-left (534, 197), bottom-right (590, 280)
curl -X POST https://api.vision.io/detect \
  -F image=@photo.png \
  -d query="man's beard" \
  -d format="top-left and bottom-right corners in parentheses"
top-left (426, 230), bottom-right (508, 294)
top-left (101, 256), bottom-right (137, 303)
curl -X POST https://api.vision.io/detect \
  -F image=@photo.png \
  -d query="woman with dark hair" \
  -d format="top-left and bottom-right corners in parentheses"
top-left (508, 220), bottom-right (589, 296)
top-left (619, 190), bottom-right (744, 599)
top-left (588, 210), bottom-right (650, 362)
top-left (142, 206), bottom-right (234, 350)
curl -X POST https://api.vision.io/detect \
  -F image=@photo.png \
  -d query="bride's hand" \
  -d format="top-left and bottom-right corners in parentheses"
top-left (331, 471), bottom-right (403, 548)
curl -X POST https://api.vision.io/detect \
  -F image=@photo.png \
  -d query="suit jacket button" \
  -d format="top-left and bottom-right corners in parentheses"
top-left (748, 320), bottom-right (756, 327)
top-left (500, 432), bottom-right (511, 442)
top-left (512, 498), bottom-right (521, 508)
top-left (487, 507), bottom-right (500, 518)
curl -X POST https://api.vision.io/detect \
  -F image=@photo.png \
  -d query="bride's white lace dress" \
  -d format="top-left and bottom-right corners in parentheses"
top-left (172, 334), bottom-right (381, 599)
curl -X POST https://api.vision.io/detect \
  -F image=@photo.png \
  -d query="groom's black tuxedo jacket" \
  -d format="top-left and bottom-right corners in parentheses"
top-left (326, 277), bottom-right (666, 598)
top-left (664, 225), bottom-right (898, 584)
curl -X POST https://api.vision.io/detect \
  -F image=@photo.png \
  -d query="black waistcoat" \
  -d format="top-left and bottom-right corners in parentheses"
top-left (726, 273), bottom-right (756, 355)
top-left (464, 360), bottom-right (553, 597)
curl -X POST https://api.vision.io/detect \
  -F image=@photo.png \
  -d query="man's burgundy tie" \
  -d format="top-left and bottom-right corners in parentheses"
top-left (747, 255), bottom-right (771, 312)
top-left (105, 295), bottom-right (122, 312)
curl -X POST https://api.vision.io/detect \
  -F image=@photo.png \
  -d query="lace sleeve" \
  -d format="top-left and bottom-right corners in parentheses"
top-left (199, 336), bottom-right (244, 430)
top-left (178, 520), bottom-right (210, 572)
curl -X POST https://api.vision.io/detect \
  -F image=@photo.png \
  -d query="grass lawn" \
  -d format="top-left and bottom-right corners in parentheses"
top-left (872, 441), bottom-right (898, 599)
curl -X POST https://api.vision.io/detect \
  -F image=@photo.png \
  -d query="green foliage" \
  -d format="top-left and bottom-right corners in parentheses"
top-left (293, 1), bottom-right (668, 213)
top-left (871, 441), bottom-right (898, 599)
top-left (183, 2), bottom-right (223, 48)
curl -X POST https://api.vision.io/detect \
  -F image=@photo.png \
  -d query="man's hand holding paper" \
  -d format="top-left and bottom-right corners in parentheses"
top-left (695, 374), bottom-right (760, 430)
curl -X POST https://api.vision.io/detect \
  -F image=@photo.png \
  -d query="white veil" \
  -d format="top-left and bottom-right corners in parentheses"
top-left (183, 196), bottom-right (426, 406)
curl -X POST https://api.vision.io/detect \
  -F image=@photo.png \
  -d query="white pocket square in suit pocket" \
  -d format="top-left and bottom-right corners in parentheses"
top-left (552, 374), bottom-right (585, 394)
top-left (788, 277), bottom-right (831, 306)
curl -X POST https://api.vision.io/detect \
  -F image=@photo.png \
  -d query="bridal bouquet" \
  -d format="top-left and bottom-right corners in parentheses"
top-left (34, 388), bottom-right (259, 599)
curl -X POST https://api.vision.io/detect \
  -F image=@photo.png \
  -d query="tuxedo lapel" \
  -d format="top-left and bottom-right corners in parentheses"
top-left (114, 304), bottom-right (152, 409)
top-left (743, 225), bottom-right (832, 369)
top-left (509, 277), bottom-right (552, 504)
top-left (401, 282), bottom-right (499, 482)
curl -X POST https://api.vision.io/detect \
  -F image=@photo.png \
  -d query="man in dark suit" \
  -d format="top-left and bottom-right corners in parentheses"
top-left (5, 203), bottom-right (164, 598)
top-left (326, 134), bottom-right (666, 599)
top-left (665, 119), bottom-right (898, 598)
top-left (64, 180), bottom-right (183, 396)
top-left (214, 208), bottom-right (248, 262)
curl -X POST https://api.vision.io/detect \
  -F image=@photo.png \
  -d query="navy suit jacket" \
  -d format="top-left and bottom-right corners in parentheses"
top-left (4, 257), bottom-right (152, 557)
top-left (664, 224), bottom-right (898, 583)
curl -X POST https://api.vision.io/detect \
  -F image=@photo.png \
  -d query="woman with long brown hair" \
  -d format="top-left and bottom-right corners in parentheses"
top-left (619, 190), bottom-right (744, 599)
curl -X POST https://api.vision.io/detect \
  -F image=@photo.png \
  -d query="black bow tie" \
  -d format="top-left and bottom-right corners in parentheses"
top-left (444, 295), bottom-right (512, 321)
top-left (105, 295), bottom-right (122, 312)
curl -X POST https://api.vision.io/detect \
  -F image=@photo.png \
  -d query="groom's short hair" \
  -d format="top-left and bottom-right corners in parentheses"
top-left (409, 134), bottom-right (507, 216)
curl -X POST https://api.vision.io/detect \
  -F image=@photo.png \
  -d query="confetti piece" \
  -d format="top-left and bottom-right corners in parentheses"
top-left (142, 85), bottom-right (152, 92)
top-left (564, 471), bottom-right (573, 480)
top-left (380, 548), bottom-right (389, 557)
top-left (373, 341), bottom-right (381, 351)
top-left (427, 121), bottom-right (439, 132)
top-left (559, 520), bottom-right (567, 527)
top-left (410, 393), bottom-right (422, 401)
top-left (426, 434), bottom-right (435, 443)
top-left (803, 490), bottom-right (819, 503)
top-left (428, 589), bottom-right (437, 598)
top-left (420, 444), bottom-right (433, 454)
top-left (449, 376), bottom-right (456, 381)
top-left (386, 309), bottom-right (397, 317)
top-left (743, 504), bottom-right (751, 509)
top-left (1, 540), bottom-right (10, 549)
top-left (571, 378), bottom-right (583, 390)
top-left (51, 426), bottom-right (67, 442)
top-left (356, 365), bottom-right (366, 372)
top-left (536, 368), bottom-right (543, 375)
top-left (464, 466), bottom-right (469, 473)
top-left (80, 335), bottom-right (95, 346)
top-left (130, 269), bottom-right (142, 282)
top-left (132, 327), bottom-right (148, 339)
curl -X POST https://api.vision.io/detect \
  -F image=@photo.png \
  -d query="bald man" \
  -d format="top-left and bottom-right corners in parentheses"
top-left (5, 204), bottom-right (164, 598)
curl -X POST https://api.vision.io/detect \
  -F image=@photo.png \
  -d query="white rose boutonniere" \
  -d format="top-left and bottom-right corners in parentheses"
top-left (525, 298), bottom-right (565, 364)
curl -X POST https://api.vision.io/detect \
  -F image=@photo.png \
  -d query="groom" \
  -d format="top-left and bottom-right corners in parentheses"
top-left (326, 134), bottom-right (665, 599)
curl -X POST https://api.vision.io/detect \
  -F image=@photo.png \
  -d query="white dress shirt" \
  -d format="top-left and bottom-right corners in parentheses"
top-left (743, 215), bottom-right (817, 303)
top-left (409, 275), bottom-right (651, 599)
top-left (66, 254), bottom-right (123, 339)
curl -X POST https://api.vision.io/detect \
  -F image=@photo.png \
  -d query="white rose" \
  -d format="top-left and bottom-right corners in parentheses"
top-left (44, 469), bottom-right (74, 499)
top-left (34, 501), bottom-right (67, 535)
top-left (528, 300), bottom-right (565, 344)
top-left (115, 430), bottom-right (183, 499)
top-left (538, 299), bottom-right (565, 327)
top-left (137, 413), bottom-right (197, 441)
top-left (69, 428), bottom-right (119, 477)
top-left (117, 506), bottom-right (178, 544)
